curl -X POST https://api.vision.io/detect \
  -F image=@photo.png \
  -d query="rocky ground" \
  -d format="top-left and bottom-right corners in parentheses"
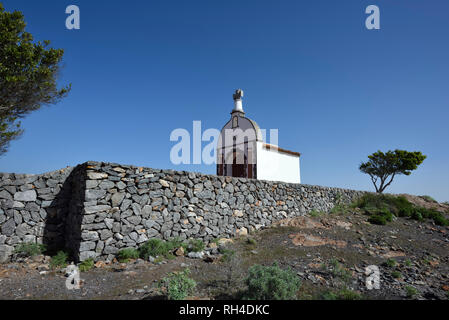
top-left (0, 196), bottom-right (448, 300)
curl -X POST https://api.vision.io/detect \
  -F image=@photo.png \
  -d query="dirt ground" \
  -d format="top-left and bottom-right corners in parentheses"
top-left (1, 198), bottom-right (448, 300)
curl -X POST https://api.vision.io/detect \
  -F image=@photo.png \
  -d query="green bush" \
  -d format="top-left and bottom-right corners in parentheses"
top-left (368, 214), bottom-right (388, 225)
top-left (411, 211), bottom-right (423, 221)
top-left (79, 258), bottom-right (94, 272)
top-left (187, 239), bottom-right (205, 253)
top-left (327, 259), bottom-right (351, 282)
top-left (391, 271), bottom-right (402, 279)
top-left (405, 286), bottom-right (418, 299)
top-left (14, 243), bottom-right (46, 257)
top-left (117, 248), bottom-right (139, 262)
top-left (138, 238), bottom-right (189, 260)
top-left (330, 203), bottom-right (352, 215)
top-left (139, 239), bottom-right (175, 260)
top-left (355, 193), bottom-right (449, 226)
top-left (337, 288), bottom-right (362, 300)
top-left (385, 259), bottom-right (397, 268)
top-left (50, 251), bottom-right (68, 269)
top-left (159, 269), bottom-right (197, 300)
top-left (356, 194), bottom-right (411, 217)
top-left (243, 264), bottom-right (301, 300)
top-left (139, 239), bottom-right (168, 260)
top-left (220, 248), bottom-right (236, 263)
top-left (321, 291), bottom-right (338, 300)
top-left (309, 209), bottom-right (324, 217)
top-left (246, 238), bottom-right (257, 246)
top-left (426, 210), bottom-right (449, 226)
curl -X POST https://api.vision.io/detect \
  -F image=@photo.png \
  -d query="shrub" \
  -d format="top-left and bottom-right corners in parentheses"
top-left (391, 271), bottom-right (402, 279)
top-left (368, 214), bottom-right (388, 225)
top-left (309, 209), bottom-right (323, 217)
top-left (187, 239), bottom-right (205, 253)
top-left (222, 250), bottom-right (241, 290)
top-left (330, 203), bottom-right (352, 215)
top-left (356, 194), bottom-right (411, 217)
top-left (220, 248), bottom-right (236, 263)
top-left (243, 264), bottom-right (301, 300)
top-left (139, 238), bottom-right (187, 260)
top-left (138, 239), bottom-right (170, 260)
top-left (246, 238), bottom-right (257, 246)
top-left (328, 259), bottom-right (352, 282)
top-left (159, 269), bottom-right (196, 300)
top-left (14, 243), bottom-right (46, 257)
top-left (337, 288), bottom-right (362, 300)
top-left (50, 251), bottom-right (68, 269)
top-left (404, 260), bottom-right (412, 267)
top-left (355, 193), bottom-right (449, 226)
top-left (411, 211), bottom-right (423, 221)
top-left (428, 211), bottom-right (449, 226)
top-left (385, 259), bottom-right (397, 268)
top-left (369, 208), bottom-right (394, 224)
top-left (117, 248), bottom-right (139, 262)
top-left (413, 207), bottom-right (449, 226)
top-left (170, 238), bottom-right (188, 250)
top-left (79, 258), bottom-right (94, 272)
top-left (321, 291), bottom-right (338, 300)
top-left (405, 286), bottom-right (418, 299)
top-left (153, 256), bottom-right (165, 264)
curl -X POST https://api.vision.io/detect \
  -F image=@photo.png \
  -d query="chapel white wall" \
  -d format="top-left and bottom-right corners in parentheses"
top-left (256, 141), bottom-right (301, 184)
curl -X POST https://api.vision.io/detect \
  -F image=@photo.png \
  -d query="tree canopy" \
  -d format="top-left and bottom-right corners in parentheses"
top-left (359, 150), bottom-right (427, 193)
top-left (0, 3), bottom-right (70, 155)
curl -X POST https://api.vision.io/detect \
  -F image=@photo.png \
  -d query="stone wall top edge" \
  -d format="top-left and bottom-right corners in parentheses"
top-left (82, 161), bottom-right (368, 194)
top-left (0, 166), bottom-right (75, 178)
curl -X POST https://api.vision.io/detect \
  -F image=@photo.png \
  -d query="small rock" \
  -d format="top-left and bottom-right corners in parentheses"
top-left (14, 190), bottom-right (37, 202)
top-left (175, 247), bottom-right (185, 257)
top-left (187, 251), bottom-right (205, 259)
top-left (159, 180), bottom-right (170, 188)
top-left (95, 261), bottom-right (106, 268)
top-left (236, 227), bottom-right (248, 237)
top-left (87, 172), bottom-right (108, 180)
top-left (0, 245), bottom-right (14, 263)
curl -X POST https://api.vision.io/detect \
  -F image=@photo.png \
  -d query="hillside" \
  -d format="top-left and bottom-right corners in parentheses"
top-left (0, 194), bottom-right (448, 300)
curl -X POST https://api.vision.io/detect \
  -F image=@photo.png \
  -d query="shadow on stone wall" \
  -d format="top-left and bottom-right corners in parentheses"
top-left (43, 164), bottom-right (86, 262)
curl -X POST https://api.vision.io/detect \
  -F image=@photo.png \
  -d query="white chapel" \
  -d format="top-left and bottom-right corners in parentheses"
top-left (216, 89), bottom-right (301, 184)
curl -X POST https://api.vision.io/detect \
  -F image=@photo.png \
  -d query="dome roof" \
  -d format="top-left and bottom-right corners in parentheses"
top-left (219, 113), bottom-right (263, 142)
top-left (245, 117), bottom-right (263, 142)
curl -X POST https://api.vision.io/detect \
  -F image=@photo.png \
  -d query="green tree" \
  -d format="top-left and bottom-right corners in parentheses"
top-left (0, 3), bottom-right (70, 156)
top-left (359, 150), bottom-right (426, 193)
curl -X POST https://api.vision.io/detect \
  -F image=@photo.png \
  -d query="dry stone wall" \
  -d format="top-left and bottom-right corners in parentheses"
top-left (0, 166), bottom-right (78, 262)
top-left (1, 161), bottom-right (365, 262)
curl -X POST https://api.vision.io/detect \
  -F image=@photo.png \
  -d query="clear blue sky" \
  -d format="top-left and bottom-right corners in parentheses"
top-left (1, 0), bottom-right (448, 201)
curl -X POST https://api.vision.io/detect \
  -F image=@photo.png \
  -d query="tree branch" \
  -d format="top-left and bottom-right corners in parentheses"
top-left (380, 173), bottom-right (396, 193)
